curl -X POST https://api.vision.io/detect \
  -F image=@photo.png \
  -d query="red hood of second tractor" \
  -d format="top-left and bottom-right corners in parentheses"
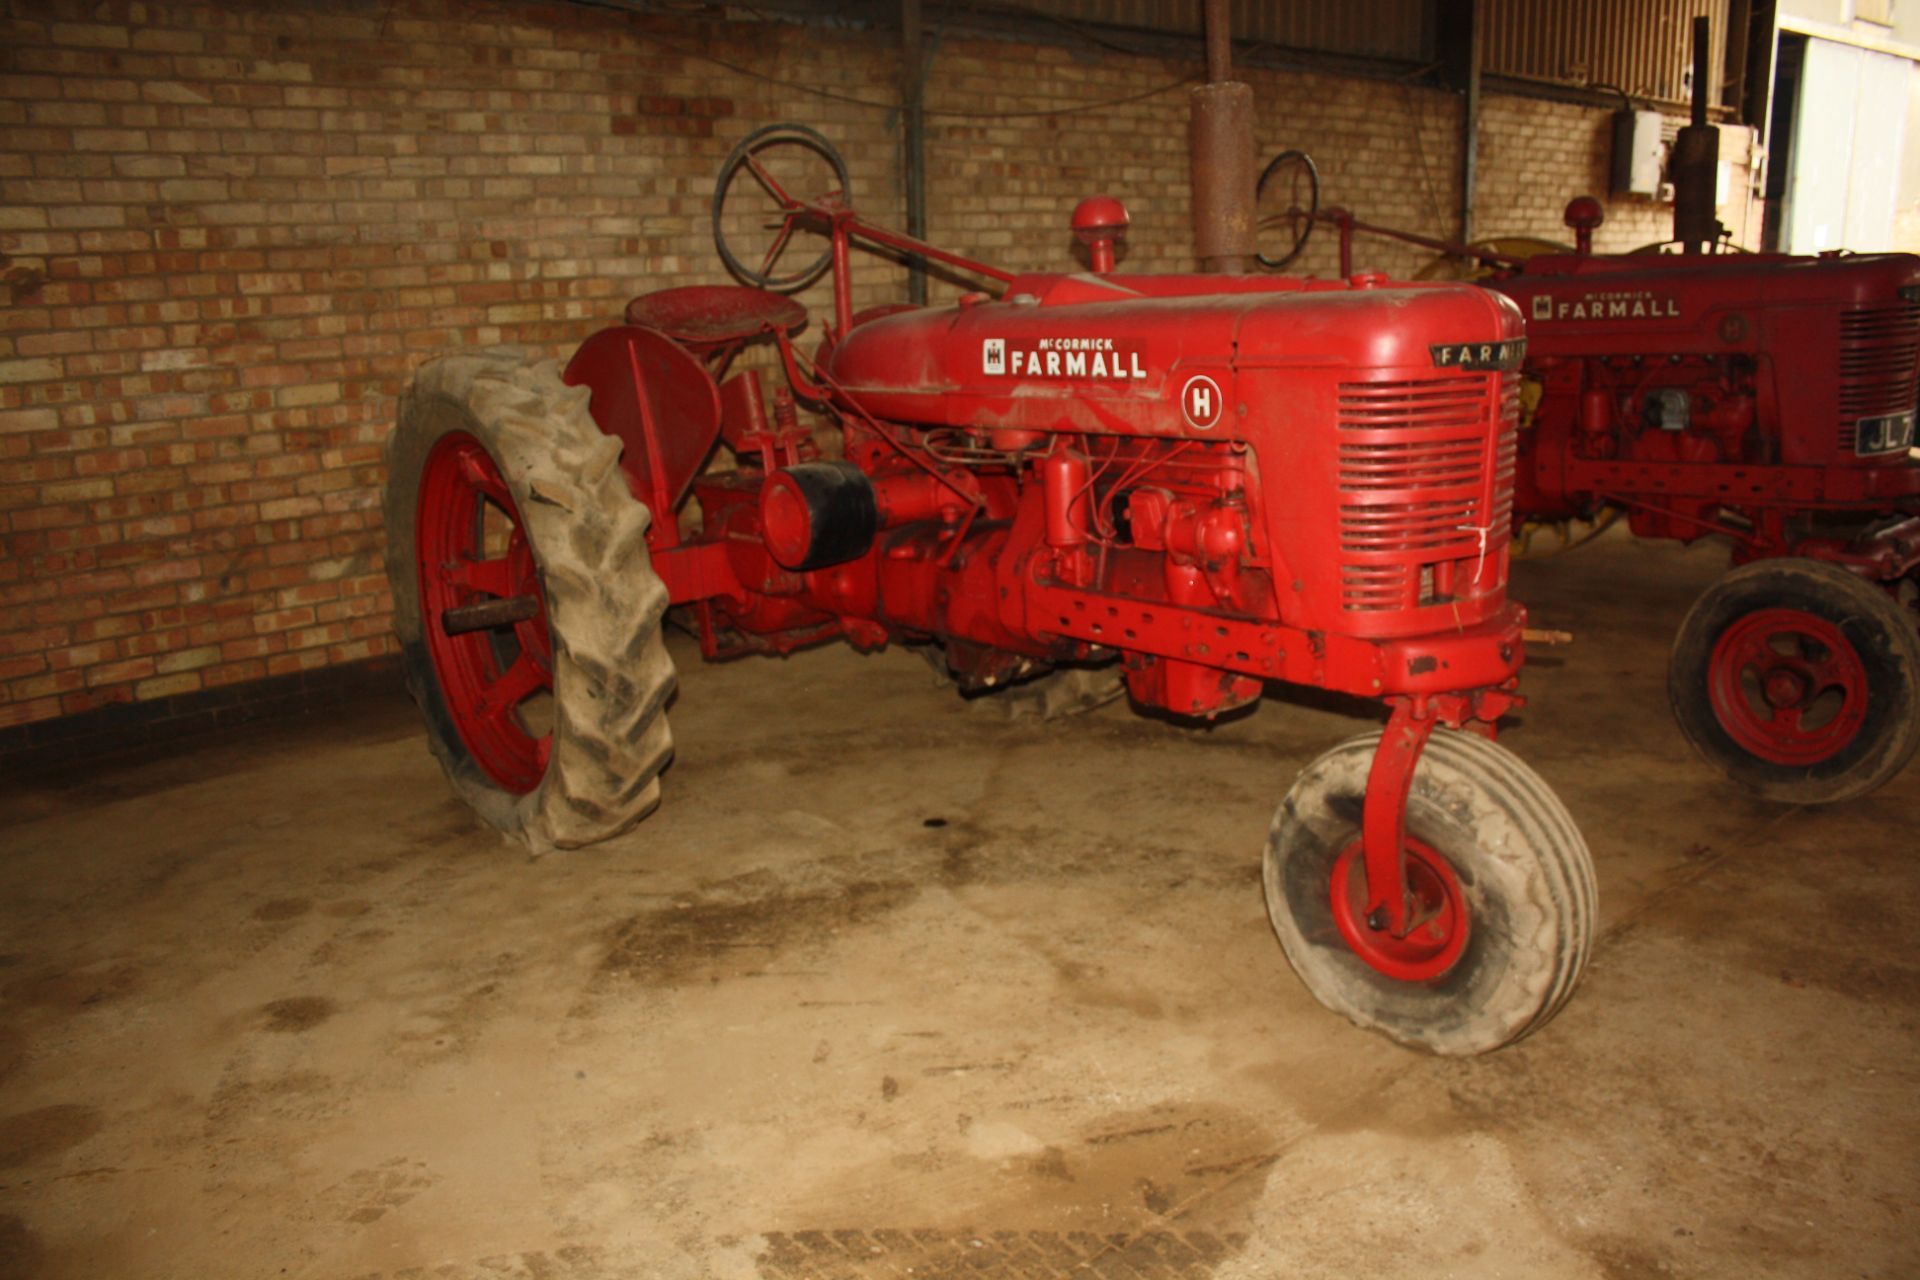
top-left (1488, 250), bottom-right (1920, 350)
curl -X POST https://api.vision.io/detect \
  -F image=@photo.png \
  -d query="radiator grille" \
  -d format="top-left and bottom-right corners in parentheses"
top-left (1336, 375), bottom-right (1515, 613)
top-left (1839, 303), bottom-right (1920, 451)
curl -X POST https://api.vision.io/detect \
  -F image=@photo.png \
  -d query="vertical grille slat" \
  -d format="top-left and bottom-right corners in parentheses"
top-left (1335, 374), bottom-right (1516, 613)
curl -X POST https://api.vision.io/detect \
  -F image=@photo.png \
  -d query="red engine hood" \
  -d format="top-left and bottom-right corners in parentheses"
top-left (1488, 250), bottom-right (1920, 342)
top-left (825, 271), bottom-right (1525, 435)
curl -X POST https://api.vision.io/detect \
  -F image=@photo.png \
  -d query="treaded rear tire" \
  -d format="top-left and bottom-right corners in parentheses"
top-left (1263, 728), bottom-right (1596, 1055)
top-left (384, 352), bottom-right (677, 853)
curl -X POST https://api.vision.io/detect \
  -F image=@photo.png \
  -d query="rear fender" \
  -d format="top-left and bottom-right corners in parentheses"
top-left (563, 326), bottom-right (722, 541)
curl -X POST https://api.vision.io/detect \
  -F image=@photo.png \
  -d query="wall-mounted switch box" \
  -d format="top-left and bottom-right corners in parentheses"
top-left (1611, 109), bottom-right (1666, 196)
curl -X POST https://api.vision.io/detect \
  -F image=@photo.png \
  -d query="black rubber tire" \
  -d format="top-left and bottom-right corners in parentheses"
top-left (712, 122), bottom-right (850, 293)
top-left (1668, 557), bottom-right (1920, 805)
top-left (384, 353), bottom-right (677, 853)
top-left (1254, 148), bottom-right (1319, 271)
top-left (1263, 729), bottom-right (1595, 1055)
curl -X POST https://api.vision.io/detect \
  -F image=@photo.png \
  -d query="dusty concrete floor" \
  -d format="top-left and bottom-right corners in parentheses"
top-left (2, 530), bottom-right (1916, 1280)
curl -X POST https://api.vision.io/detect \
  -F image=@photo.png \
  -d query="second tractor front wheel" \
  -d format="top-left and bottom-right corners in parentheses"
top-left (1263, 729), bottom-right (1595, 1055)
top-left (1668, 558), bottom-right (1920, 806)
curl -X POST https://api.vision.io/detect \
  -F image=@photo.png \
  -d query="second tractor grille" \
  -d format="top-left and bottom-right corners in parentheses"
top-left (1336, 374), bottom-right (1515, 613)
top-left (1839, 302), bottom-right (1920, 450)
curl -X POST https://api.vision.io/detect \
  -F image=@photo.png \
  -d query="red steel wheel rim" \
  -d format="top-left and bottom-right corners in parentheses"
top-left (1329, 836), bottom-right (1470, 982)
top-left (1707, 607), bottom-right (1868, 766)
top-left (416, 432), bottom-right (553, 792)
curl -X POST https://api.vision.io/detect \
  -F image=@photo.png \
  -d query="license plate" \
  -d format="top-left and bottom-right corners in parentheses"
top-left (1855, 410), bottom-right (1916, 456)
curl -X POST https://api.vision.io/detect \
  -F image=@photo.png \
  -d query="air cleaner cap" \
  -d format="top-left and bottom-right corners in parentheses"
top-left (1070, 195), bottom-right (1129, 239)
top-left (1071, 196), bottom-right (1130, 273)
top-left (1563, 196), bottom-right (1604, 231)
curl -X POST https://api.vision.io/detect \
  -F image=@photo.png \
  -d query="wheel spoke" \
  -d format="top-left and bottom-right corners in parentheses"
top-left (757, 218), bottom-right (797, 281)
top-left (481, 653), bottom-right (547, 721)
top-left (743, 152), bottom-right (793, 207)
top-left (1726, 631), bottom-right (1777, 671)
top-left (446, 555), bottom-right (514, 597)
top-left (1799, 652), bottom-right (1856, 698)
top-left (457, 450), bottom-right (513, 509)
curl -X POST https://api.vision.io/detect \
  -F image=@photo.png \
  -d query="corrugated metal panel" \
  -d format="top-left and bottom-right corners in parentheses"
top-left (1015, 0), bottom-right (1428, 63)
top-left (1482, 0), bottom-right (1724, 105)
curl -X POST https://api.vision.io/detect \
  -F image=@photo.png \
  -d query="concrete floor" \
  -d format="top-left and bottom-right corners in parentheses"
top-left (2, 530), bottom-right (1916, 1280)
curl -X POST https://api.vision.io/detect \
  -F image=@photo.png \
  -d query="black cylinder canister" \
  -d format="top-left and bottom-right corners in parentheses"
top-left (760, 461), bottom-right (878, 571)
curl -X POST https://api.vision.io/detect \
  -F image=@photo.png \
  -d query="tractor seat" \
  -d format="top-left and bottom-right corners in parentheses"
top-left (624, 285), bottom-right (807, 349)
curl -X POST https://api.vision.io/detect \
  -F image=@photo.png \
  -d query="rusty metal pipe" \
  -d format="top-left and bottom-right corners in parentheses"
top-left (1672, 15), bottom-right (1721, 253)
top-left (1191, 0), bottom-right (1252, 274)
top-left (442, 595), bottom-right (539, 635)
top-left (1204, 0), bottom-right (1231, 82)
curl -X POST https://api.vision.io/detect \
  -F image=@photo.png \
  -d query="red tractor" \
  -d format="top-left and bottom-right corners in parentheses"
top-left (383, 124), bottom-right (1595, 1055)
top-left (1256, 37), bottom-right (1920, 806)
top-left (1490, 214), bottom-right (1920, 805)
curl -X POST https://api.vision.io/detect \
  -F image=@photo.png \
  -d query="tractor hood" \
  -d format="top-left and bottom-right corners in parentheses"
top-left (1491, 250), bottom-right (1920, 337)
top-left (826, 271), bottom-right (1525, 436)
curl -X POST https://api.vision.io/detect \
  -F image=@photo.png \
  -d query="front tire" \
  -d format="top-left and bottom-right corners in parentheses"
top-left (1263, 729), bottom-right (1595, 1055)
top-left (1668, 558), bottom-right (1920, 805)
top-left (384, 353), bottom-right (677, 852)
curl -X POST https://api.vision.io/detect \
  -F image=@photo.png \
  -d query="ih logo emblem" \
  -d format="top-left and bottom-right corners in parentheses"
top-left (1531, 295), bottom-right (1553, 321)
top-left (982, 338), bottom-right (1006, 375)
top-left (1182, 374), bottom-right (1224, 430)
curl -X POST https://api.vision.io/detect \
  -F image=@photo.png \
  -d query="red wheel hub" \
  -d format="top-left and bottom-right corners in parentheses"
top-left (1708, 608), bottom-right (1868, 766)
top-left (1329, 836), bottom-right (1470, 982)
top-left (416, 433), bottom-right (554, 792)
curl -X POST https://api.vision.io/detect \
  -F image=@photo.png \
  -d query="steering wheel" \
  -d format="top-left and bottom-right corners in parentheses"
top-left (711, 123), bottom-right (852, 293)
top-left (1254, 149), bottom-right (1320, 270)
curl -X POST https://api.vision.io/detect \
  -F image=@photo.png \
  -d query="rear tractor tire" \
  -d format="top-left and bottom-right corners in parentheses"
top-left (1263, 729), bottom-right (1595, 1055)
top-left (1668, 558), bottom-right (1920, 806)
top-left (383, 353), bottom-right (677, 853)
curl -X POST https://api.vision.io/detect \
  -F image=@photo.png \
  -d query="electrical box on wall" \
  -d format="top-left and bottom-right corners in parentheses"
top-left (1611, 109), bottom-right (1666, 196)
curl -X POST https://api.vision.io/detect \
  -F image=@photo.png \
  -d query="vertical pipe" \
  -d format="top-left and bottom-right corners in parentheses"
top-left (1672, 15), bottom-right (1722, 252)
top-left (1691, 13), bottom-right (1709, 127)
top-left (1190, 0), bottom-right (1254, 273)
top-left (1436, 0), bottom-right (1479, 246)
top-left (1204, 0), bottom-right (1231, 82)
top-left (1458, 0), bottom-right (1481, 246)
top-left (902, 0), bottom-right (927, 305)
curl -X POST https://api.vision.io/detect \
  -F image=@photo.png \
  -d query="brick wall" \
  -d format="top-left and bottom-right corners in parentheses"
top-left (1475, 94), bottom-right (1765, 255)
top-left (0, 0), bottom-right (1685, 739)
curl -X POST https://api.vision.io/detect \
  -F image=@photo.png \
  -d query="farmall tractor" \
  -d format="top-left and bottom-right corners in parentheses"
top-left (383, 124), bottom-right (1596, 1055)
top-left (1256, 26), bottom-right (1920, 806)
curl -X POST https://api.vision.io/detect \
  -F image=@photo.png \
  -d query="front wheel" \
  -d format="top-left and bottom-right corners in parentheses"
top-left (1263, 729), bottom-right (1595, 1055)
top-left (1668, 557), bottom-right (1920, 805)
top-left (384, 353), bottom-right (677, 852)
